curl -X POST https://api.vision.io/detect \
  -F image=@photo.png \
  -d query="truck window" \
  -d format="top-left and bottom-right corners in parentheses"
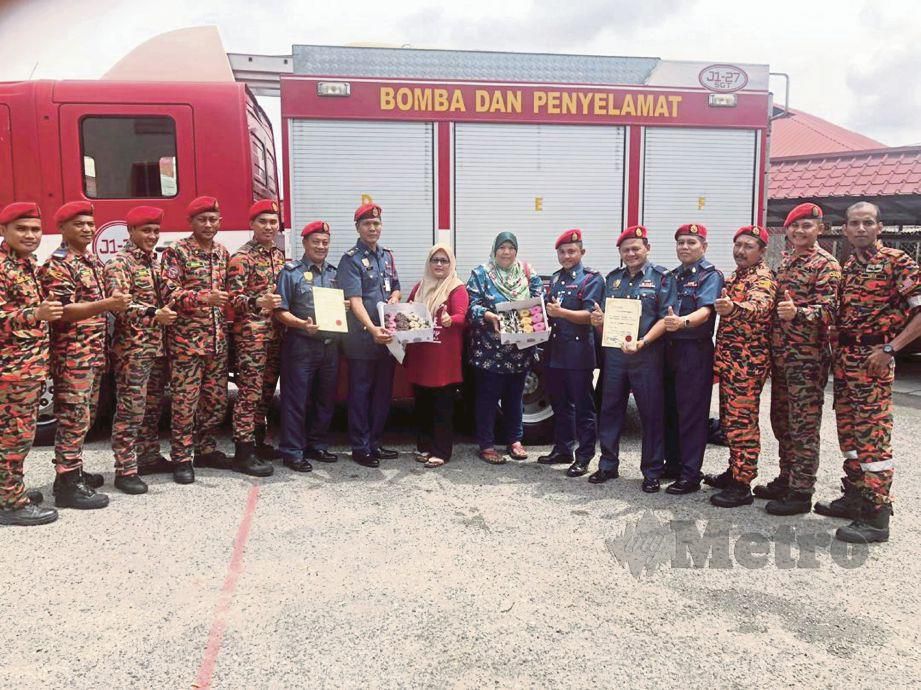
top-left (81, 116), bottom-right (178, 199)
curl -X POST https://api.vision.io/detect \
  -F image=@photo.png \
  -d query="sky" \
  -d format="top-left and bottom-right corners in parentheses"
top-left (1, 0), bottom-right (919, 147)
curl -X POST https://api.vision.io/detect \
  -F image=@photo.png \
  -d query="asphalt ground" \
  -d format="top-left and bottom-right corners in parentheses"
top-left (2, 378), bottom-right (919, 689)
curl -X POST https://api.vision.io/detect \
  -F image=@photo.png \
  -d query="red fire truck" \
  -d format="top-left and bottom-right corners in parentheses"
top-left (1, 38), bottom-right (776, 442)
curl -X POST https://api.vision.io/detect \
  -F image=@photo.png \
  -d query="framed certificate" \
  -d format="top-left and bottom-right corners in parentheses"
top-left (312, 286), bottom-right (348, 333)
top-left (601, 297), bottom-right (641, 348)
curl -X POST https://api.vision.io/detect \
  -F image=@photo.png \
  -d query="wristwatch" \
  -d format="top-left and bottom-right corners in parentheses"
top-left (882, 343), bottom-right (896, 356)
top-left (683, 318), bottom-right (691, 329)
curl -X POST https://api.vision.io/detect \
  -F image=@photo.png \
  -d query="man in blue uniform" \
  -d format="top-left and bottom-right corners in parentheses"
top-left (588, 225), bottom-right (677, 492)
top-left (337, 203), bottom-right (401, 468)
top-left (538, 228), bottom-right (604, 477)
top-left (662, 223), bottom-right (724, 494)
top-left (274, 221), bottom-right (341, 472)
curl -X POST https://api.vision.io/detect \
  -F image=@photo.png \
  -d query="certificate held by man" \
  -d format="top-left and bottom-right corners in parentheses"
top-left (601, 297), bottom-right (641, 348)
top-left (312, 286), bottom-right (348, 333)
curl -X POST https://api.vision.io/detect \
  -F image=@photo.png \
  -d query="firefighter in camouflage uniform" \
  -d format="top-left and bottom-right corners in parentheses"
top-left (104, 206), bottom-right (177, 494)
top-left (816, 201), bottom-right (921, 544)
top-left (704, 225), bottom-right (777, 508)
top-left (160, 196), bottom-right (231, 485)
top-left (0, 203), bottom-right (63, 526)
top-left (39, 201), bottom-right (131, 510)
top-left (225, 199), bottom-right (284, 477)
top-left (758, 202), bottom-right (841, 516)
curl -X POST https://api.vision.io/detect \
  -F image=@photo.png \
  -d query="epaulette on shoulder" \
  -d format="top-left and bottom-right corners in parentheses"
top-left (652, 264), bottom-right (669, 275)
top-left (346, 247), bottom-right (358, 257)
top-left (51, 246), bottom-right (68, 259)
top-left (583, 266), bottom-right (601, 276)
top-left (283, 260), bottom-right (299, 271)
top-left (327, 263), bottom-right (337, 272)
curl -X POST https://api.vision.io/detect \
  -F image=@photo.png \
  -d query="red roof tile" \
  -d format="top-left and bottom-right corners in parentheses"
top-left (771, 108), bottom-right (883, 158)
top-left (769, 147), bottom-right (921, 199)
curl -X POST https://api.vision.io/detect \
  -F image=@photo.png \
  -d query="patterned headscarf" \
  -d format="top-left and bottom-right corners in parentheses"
top-left (486, 232), bottom-right (529, 301)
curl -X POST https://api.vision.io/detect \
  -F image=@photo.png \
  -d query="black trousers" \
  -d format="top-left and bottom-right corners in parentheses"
top-left (413, 384), bottom-right (457, 461)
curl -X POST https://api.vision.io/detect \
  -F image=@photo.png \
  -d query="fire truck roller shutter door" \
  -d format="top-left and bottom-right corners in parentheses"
top-left (454, 123), bottom-right (626, 278)
top-left (287, 119), bottom-right (434, 276)
top-left (641, 127), bottom-right (758, 273)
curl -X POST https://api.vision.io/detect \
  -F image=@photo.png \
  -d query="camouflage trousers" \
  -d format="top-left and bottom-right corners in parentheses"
top-left (719, 361), bottom-right (769, 486)
top-left (833, 345), bottom-right (894, 508)
top-left (169, 351), bottom-right (228, 464)
top-left (112, 355), bottom-right (168, 476)
top-left (232, 333), bottom-right (281, 443)
top-left (769, 348), bottom-right (830, 493)
top-left (52, 363), bottom-right (103, 473)
top-left (0, 380), bottom-right (43, 510)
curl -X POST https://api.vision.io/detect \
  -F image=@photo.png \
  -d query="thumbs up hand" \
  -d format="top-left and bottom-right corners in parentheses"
top-left (714, 287), bottom-right (734, 316)
top-left (590, 303), bottom-right (604, 328)
top-left (777, 289), bottom-right (797, 321)
top-left (545, 296), bottom-right (562, 318)
top-left (664, 304), bottom-right (681, 332)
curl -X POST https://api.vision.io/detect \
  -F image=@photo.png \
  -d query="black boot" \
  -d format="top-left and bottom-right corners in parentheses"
top-left (814, 480), bottom-right (861, 520)
top-left (836, 502), bottom-right (892, 543)
top-left (114, 474), bottom-right (149, 495)
top-left (0, 502), bottom-right (58, 526)
top-left (752, 475), bottom-right (788, 500)
top-left (53, 470), bottom-right (109, 510)
top-left (81, 471), bottom-right (105, 489)
top-left (233, 442), bottom-right (274, 477)
top-left (173, 461), bottom-right (195, 484)
top-left (765, 490), bottom-right (812, 516)
top-left (26, 489), bottom-right (44, 504)
top-left (710, 478), bottom-right (754, 508)
top-left (254, 425), bottom-right (282, 460)
top-left (703, 469), bottom-right (733, 489)
top-left (194, 450), bottom-right (233, 469)
top-left (137, 454), bottom-right (173, 476)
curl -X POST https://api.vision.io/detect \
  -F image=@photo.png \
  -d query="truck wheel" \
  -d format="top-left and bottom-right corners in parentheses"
top-left (520, 366), bottom-right (554, 444)
top-left (34, 379), bottom-right (57, 446)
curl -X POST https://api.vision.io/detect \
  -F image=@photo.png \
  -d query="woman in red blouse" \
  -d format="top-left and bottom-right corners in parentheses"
top-left (404, 244), bottom-right (469, 468)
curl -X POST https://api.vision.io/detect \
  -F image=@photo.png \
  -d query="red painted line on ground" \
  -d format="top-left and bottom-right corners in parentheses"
top-left (193, 484), bottom-right (260, 689)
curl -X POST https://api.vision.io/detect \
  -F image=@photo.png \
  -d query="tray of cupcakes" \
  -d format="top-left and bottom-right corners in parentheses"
top-left (496, 296), bottom-right (551, 349)
top-left (377, 302), bottom-right (436, 344)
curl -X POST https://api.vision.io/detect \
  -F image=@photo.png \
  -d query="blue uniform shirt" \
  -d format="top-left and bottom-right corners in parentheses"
top-left (337, 240), bottom-right (400, 360)
top-left (546, 262), bottom-right (604, 369)
top-left (602, 261), bottom-right (678, 338)
top-left (276, 256), bottom-right (338, 341)
top-left (669, 257), bottom-right (724, 340)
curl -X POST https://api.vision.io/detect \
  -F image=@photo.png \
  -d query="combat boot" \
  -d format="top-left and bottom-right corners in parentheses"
top-left (254, 425), bottom-right (282, 460)
top-left (814, 480), bottom-right (861, 520)
top-left (765, 490), bottom-right (812, 516)
top-left (709, 478), bottom-right (754, 508)
top-left (194, 449), bottom-right (233, 470)
top-left (0, 502), bottom-right (58, 526)
top-left (753, 475), bottom-right (788, 500)
top-left (233, 442), bottom-right (274, 477)
top-left (703, 469), bottom-right (733, 489)
top-left (836, 502), bottom-right (892, 544)
top-left (114, 474), bottom-right (148, 495)
top-left (53, 470), bottom-right (109, 510)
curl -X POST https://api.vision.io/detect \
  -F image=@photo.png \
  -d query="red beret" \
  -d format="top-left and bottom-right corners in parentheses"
top-left (249, 199), bottom-right (280, 222)
top-left (616, 225), bottom-right (648, 247)
top-left (126, 206), bottom-right (164, 228)
top-left (675, 223), bottom-right (707, 240)
top-left (734, 225), bottom-right (769, 245)
top-left (0, 202), bottom-right (41, 225)
top-left (187, 196), bottom-right (219, 218)
top-left (301, 220), bottom-right (331, 238)
top-left (555, 228), bottom-right (583, 249)
top-left (784, 202), bottom-right (823, 227)
top-left (53, 201), bottom-right (94, 225)
top-left (354, 203), bottom-right (382, 222)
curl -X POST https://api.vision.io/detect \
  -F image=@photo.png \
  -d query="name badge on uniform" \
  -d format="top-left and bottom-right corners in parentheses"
top-left (362, 258), bottom-right (371, 268)
top-left (188, 261), bottom-right (202, 268)
top-left (866, 264), bottom-right (883, 273)
top-left (640, 280), bottom-right (655, 288)
top-left (384, 277), bottom-right (392, 293)
top-left (685, 281), bottom-right (698, 288)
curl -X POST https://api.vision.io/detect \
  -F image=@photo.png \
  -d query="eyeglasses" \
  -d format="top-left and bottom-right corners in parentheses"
top-left (429, 257), bottom-right (450, 265)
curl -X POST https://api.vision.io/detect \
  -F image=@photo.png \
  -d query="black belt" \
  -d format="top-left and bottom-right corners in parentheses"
top-left (838, 333), bottom-right (885, 347)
